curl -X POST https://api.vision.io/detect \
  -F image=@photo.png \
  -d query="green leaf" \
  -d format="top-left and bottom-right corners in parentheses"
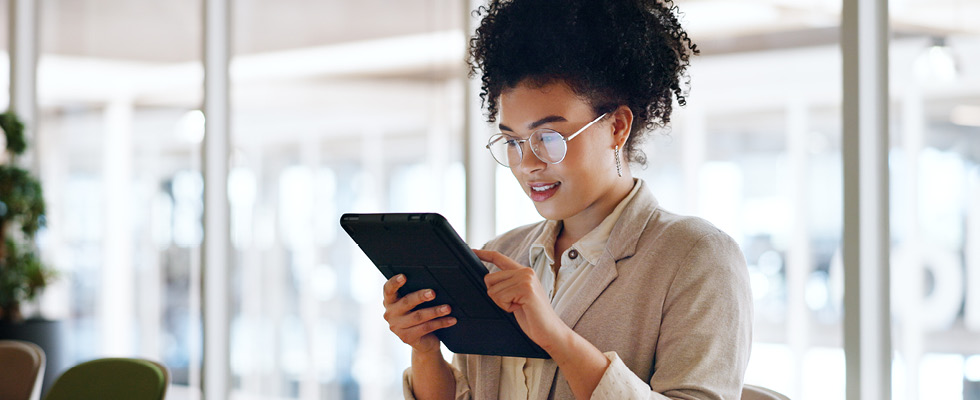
top-left (0, 111), bottom-right (27, 156)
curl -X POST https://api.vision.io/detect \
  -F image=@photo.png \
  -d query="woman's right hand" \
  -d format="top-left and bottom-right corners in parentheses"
top-left (382, 274), bottom-right (457, 355)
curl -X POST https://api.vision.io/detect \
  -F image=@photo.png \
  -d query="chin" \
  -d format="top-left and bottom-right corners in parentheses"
top-left (532, 202), bottom-right (570, 221)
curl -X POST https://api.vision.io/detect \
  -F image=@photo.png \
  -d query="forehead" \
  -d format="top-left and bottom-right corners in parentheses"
top-left (498, 81), bottom-right (594, 126)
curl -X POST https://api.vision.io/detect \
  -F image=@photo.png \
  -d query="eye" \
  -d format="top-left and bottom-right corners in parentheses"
top-left (539, 131), bottom-right (562, 143)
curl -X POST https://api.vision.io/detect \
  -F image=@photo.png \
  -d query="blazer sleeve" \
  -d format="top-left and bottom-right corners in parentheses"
top-left (593, 231), bottom-right (753, 400)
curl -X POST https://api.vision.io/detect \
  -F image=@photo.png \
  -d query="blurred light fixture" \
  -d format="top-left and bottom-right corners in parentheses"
top-left (175, 109), bottom-right (206, 144)
top-left (804, 271), bottom-right (830, 311)
top-left (915, 36), bottom-right (959, 83)
top-left (951, 105), bottom-right (980, 127)
top-left (966, 355), bottom-right (980, 382)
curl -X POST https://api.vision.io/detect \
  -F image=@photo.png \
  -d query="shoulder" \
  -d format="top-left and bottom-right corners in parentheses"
top-left (624, 207), bottom-right (747, 287)
top-left (641, 208), bottom-right (740, 256)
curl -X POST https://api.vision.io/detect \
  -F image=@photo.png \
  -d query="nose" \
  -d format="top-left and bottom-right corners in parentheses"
top-left (516, 142), bottom-right (546, 174)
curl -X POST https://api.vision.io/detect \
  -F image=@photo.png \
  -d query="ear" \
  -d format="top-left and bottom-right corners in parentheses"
top-left (610, 105), bottom-right (633, 149)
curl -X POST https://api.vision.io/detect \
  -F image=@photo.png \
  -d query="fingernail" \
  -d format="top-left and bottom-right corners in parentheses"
top-left (424, 290), bottom-right (434, 300)
top-left (440, 305), bottom-right (450, 313)
top-left (396, 274), bottom-right (405, 283)
top-left (447, 317), bottom-right (457, 325)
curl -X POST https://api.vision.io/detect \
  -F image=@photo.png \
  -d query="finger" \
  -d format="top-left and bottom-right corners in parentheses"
top-left (473, 249), bottom-right (526, 271)
top-left (404, 304), bottom-right (453, 326)
top-left (486, 275), bottom-right (524, 297)
top-left (391, 305), bottom-right (453, 334)
top-left (382, 274), bottom-right (406, 306)
top-left (390, 288), bottom-right (437, 315)
top-left (485, 273), bottom-right (528, 308)
top-left (485, 288), bottom-right (516, 313)
top-left (485, 265), bottom-right (538, 288)
top-left (384, 288), bottom-right (438, 325)
top-left (394, 315), bottom-right (458, 342)
top-left (486, 280), bottom-right (529, 311)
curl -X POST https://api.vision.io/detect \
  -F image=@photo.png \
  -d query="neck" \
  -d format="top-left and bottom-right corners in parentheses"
top-left (558, 176), bottom-right (634, 244)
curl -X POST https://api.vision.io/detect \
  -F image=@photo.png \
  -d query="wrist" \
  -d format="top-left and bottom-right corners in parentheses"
top-left (412, 345), bottom-right (445, 363)
top-left (537, 322), bottom-right (576, 355)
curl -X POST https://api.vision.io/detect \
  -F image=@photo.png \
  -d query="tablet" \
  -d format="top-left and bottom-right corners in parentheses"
top-left (340, 212), bottom-right (549, 359)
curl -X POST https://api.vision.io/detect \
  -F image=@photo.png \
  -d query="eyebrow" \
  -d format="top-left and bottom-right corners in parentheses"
top-left (498, 115), bottom-right (568, 132)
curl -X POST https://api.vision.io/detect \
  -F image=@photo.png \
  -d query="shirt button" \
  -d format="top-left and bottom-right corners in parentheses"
top-left (568, 249), bottom-right (579, 260)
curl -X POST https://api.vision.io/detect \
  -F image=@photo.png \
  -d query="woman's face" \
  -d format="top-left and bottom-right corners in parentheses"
top-left (497, 80), bottom-right (625, 223)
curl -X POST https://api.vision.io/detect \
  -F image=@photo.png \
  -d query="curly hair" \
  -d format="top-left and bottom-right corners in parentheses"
top-left (468, 0), bottom-right (698, 165)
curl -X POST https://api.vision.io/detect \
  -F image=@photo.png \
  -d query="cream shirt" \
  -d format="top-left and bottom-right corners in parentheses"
top-left (499, 180), bottom-right (642, 399)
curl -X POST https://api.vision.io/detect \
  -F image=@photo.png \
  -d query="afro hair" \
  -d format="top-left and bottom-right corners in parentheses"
top-left (468, 0), bottom-right (698, 165)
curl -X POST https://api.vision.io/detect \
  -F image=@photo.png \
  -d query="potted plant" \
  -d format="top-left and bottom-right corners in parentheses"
top-left (0, 109), bottom-right (61, 393)
top-left (0, 110), bottom-right (51, 322)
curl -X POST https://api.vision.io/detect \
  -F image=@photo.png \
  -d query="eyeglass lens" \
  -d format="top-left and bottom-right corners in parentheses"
top-left (531, 130), bottom-right (566, 163)
top-left (488, 129), bottom-right (567, 167)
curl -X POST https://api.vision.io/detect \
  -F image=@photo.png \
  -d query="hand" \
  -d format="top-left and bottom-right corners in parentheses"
top-left (382, 274), bottom-right (457, 355)
top-left (473, 249), bottom-right (568, 349)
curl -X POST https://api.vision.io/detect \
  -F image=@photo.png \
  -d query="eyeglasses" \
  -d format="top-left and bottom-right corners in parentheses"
top-left (485, 113), bottom-right (607, 168)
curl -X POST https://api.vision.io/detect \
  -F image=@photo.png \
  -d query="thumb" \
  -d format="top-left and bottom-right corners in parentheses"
top-left (472, 249), bottom-right (525, 271)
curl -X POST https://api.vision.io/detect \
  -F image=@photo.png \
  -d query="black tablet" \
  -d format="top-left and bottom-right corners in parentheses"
top-left (340, 212), bottom-right (549, 359)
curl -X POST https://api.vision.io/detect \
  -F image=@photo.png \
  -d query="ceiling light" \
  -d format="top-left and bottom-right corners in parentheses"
top-left (175, 109), bottom-right (205, 144)
top-left (915, 37), bottom-right (958, 84)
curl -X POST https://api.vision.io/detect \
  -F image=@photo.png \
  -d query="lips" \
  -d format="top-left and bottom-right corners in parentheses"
top-left (528, 181), bottom-right (561, 202)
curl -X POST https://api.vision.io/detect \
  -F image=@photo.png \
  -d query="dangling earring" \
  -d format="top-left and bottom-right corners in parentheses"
top-left (614, 146), bottom-right (622, 177)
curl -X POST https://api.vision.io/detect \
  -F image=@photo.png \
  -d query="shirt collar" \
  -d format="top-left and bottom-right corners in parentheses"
top-left (528, 220), bottom-right (561, 270)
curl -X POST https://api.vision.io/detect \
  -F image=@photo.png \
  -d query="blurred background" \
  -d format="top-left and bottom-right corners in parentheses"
top-left (2, 0), bottom-right (979, 399)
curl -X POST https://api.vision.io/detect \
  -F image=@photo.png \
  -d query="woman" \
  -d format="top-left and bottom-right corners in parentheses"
top-left (382, 0), bottom-right (753, 398)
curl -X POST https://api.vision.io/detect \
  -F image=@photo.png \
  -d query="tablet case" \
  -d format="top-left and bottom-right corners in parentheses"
top-left (340, 212), bottom-right (550, 359)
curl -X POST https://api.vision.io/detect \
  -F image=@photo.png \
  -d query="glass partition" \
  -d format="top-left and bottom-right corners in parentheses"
top-left (36, 1), bottom-right (203, 398)
top-left (644, 51), bottom-right (846, 400)
top-left (889, 2), bottom-right (980, 399)
top-left (640, 2), bottom-right (845, 399)
top-left (229, 1), bottom-right (466, 398)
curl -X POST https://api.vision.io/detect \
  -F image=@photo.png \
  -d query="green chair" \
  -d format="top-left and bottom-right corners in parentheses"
top-left (44, 358), bottom-right (169, 400)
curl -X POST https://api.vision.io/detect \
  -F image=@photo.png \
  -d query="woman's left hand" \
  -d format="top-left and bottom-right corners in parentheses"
top-left (473, 249), bottom-right (569, 350)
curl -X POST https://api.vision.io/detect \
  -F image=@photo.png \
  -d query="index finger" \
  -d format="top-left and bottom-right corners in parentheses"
top-left (473, 249), bottom-right (526, 271)
top-left (382, 274), bottom-right (407, 305)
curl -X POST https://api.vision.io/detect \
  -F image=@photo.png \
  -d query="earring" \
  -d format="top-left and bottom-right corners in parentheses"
top-left (614, 146), bottom-right (622, 177)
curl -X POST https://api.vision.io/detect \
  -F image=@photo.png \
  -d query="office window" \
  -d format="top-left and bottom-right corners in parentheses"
top-left (889, 2), bottom-right (980, 399)
top-left (36, 1), bottom-right (203, 398)
top-left (229, 1), bottom-right (465, 398)
top-left (635, 2), bottom-right (846, 399)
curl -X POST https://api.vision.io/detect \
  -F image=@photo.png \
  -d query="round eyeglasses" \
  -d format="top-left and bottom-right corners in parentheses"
top-left (485, 113), bottom-right (607, 168)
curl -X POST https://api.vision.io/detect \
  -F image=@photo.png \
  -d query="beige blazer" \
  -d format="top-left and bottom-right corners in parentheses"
top-left (456, 185), bottom-right (753, 399)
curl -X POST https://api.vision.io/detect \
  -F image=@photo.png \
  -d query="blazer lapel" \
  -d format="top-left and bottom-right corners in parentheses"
top-left (555, 254), bottom-right (619, 331)
top-left (535, 184), bottom-right (660, 399)
top-left (556, 184), bottom-right (658, 330)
